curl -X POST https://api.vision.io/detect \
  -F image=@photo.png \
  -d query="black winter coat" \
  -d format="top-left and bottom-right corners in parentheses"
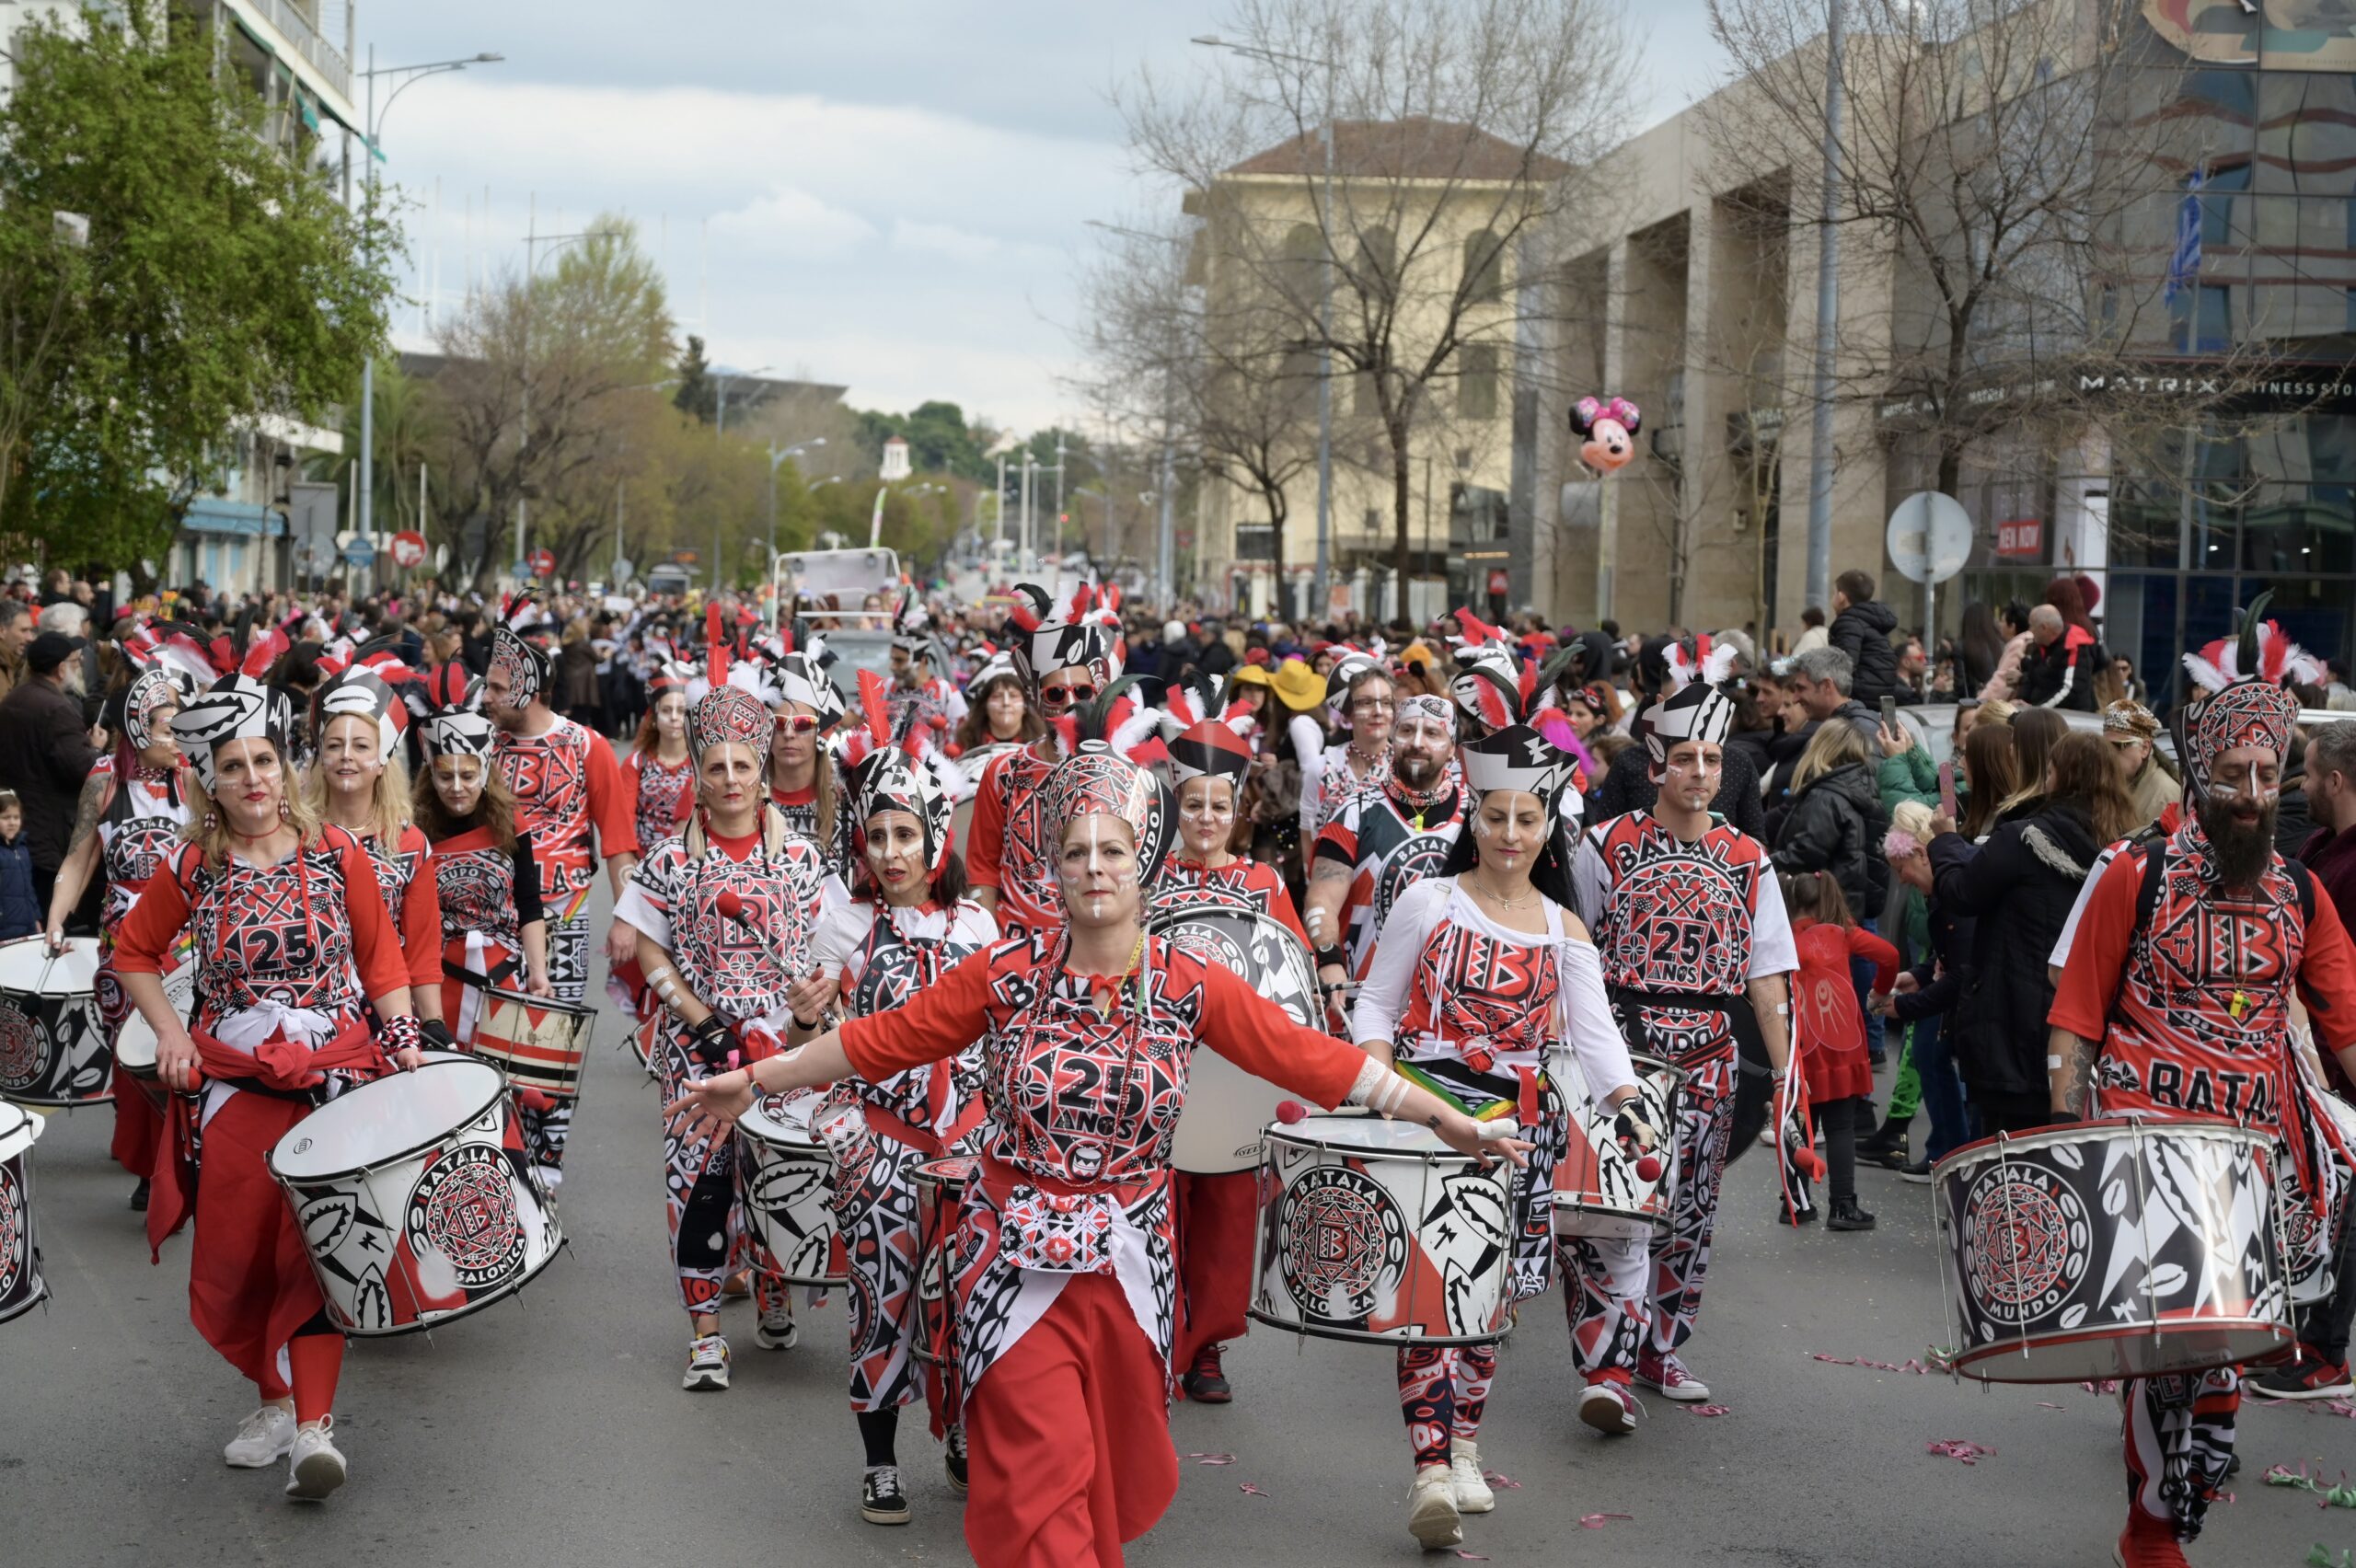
top-left (1926, 800), bottom-right (2101, 1099)
top-left (1831, 600), bottom-right (1901, 706)
top-left (1588, 736), bottom-right (1767, 840)
top-left (1771, 761), bottom-right (1888, 919)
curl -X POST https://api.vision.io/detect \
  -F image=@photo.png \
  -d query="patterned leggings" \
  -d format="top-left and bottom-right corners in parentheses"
top-left (833, 1123), bottom-right (929, 1413)
top-left (657, 1030), bottom-right (787, 1323)
top-left (521, 916), bottom-right (587, 1176)
top-left (1397, 1344), bottom-right (1498, 1469)
top-left (2123, 1369), bottom-right (2237, 1541)
top-left (1644, 1051), bottom-right (1736, 1355)
top-left (1558, 1232), bottom-right (1650, 1380)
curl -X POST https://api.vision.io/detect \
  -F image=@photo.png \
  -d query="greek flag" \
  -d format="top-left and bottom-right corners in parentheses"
top-left (2165, 168), bottom-right (2204, 306)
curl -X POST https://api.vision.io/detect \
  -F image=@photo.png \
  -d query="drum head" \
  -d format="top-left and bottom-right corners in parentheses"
top-left (0, 937), bottom-right (98, 996)
top-left (270, 1059), bottom-right (506, 1182)
top-left (740, 1091), bottom-right (820, 1147)
top-left (1273, 1114), bottom-right (1454, 1159)
top-left (0, 1101), bottom-right (40, 1163)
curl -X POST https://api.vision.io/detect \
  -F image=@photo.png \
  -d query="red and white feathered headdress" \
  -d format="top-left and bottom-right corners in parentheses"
top-left (838, 668), bottom-right (953, 875)
top-left (1643, 634), bottom-right (1738, 765)
top-left (1007, 579), bottom-right (1124, 688)
top-left (172, 627), bottom-right (292, 793)
top-left (314, 635), bottom-right (416, 759)
top-left (1446, 606), bottom-right (1536, 734)
top-left (2180, 592), bottom-right (2317, 797)
top-left (416, 662), bottom-right (496, 761)
top-left (490, 591), bottom-right (557, 709)
top-left (113, 618), bottom-right (214, 744)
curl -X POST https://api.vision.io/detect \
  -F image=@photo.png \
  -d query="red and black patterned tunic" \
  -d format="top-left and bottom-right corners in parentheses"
top-left (625, 747), bottom-right (694, 855)
top-left (1312, 778), bottom-right (1465, 977)
top-left (424, 824), bottom-right (545, 1030)
top-left (352, 822), bottom-right (445, 997)
top-left (965, 742), bottom-right (1065, 939)
top-left (91, 757), bottom-right (194, 1040)
top-left (493, 713), bottom-right (639, 917)
top-left (1155, 856), bottom-right (1309, 940)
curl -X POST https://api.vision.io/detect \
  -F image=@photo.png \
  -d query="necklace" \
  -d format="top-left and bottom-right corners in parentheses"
top-left (1469, 873), bottom-right (1539, 911)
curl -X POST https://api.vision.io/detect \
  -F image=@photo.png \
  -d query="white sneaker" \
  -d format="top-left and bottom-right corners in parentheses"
top-left (224, 1403), bottom-right (295, 1468)
top-left (283, 1419), bottom-right (347, 1501)
top-left (1407, 1465), bottom-right (1462, 1549)
top-left (1449, 1439), bottom-right (1495, 1513)
top-left (683, 1332), bottom-right (731, 1390)
top-left (754, 1302), bottom-right (798, 1351)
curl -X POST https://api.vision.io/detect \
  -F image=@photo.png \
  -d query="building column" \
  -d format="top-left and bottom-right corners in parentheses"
top-left (1676, 215), bottom-right (1715, 630)
top-left (1598, 237), bottom-right (1632, 625)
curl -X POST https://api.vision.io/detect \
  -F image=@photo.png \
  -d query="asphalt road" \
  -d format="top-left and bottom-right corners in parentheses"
top-left (5, 881), bottom-right (2351, 1568)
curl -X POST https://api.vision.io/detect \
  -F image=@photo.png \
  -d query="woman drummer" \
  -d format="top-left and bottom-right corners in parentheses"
top-left (615, 675), bottom-right (844, 1392)
top-left (112, 634), bottom-right (428, 1503)
top-left (1154, 712), bottom-right (1307, 1408)
top-left (791, 683), bottom-right (998, 1526)
top-left (753, 633), bottom-right (857, 873)
top-left (45, 621), bottom-right (206, 1207)
top-left (307, 650), bottom-right (446, 1026)
top-left (671, 686), bottom-right (1520, 1568)
top-left (625, 660), bottom-right (696, 852)
top-left (947, 645), bottom-right (1042, 796)
top-left (1350, 722), bottom-right (1655, 1551)
top-left (410, 663), bottom-right (553, 1051)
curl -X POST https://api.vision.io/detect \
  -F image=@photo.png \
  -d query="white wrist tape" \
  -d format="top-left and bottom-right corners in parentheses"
top-left (1476, 1118), bottom-right (1521, 1143)
top-left (1348, 1057), bottom-right (1411, 1116)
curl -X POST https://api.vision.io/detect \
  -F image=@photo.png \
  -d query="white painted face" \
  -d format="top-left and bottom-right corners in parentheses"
top-left (2208, 744), bottom-right (2281, 808)
top-left (653, 691), bottom-right (687, 740)
top-left (864, 808), bottom-right (928, 902)
top-left (1059, 813), bottom-right (1139, 928)
top-left (432, 754), bottom-right (485, 817)
top-left (1175, 775), bottom-right (1235, 859)
top-left (1471, 789), bottom-right (1546, 871)
top-left (699, 743), bottom-right (763, 816)
top-left (318, 712), bottom-right (385, 803)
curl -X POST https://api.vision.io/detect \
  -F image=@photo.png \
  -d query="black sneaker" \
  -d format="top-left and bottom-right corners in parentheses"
top-left (861, 1466), bottom-right (910, 1526)
top-left (1828, 1197), bottom-right (1877, 1232)
top-left (944, 1425), bottom-right (969, 1493)
top-left (1183, 1345), bottom-right (1232, 1404)
top-left (1778, 1199), bottom-right (1819, 1226)
top-left (2250, 1353), bottom-right (2354, 1401)
top-left (129, 1178), bottom-right (149, 1212)
top-left (1899, 1158), bottom-right (1935, 1185)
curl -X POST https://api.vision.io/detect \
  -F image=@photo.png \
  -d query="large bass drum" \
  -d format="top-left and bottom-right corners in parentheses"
top-left (0, 1101), bottom-right (46, 1324)
top-left (0, 937), bottom-right (106, 1108)
top-left (1931, 1119), bottom-right (2293, 1383)
top-left (1147, 903), bottom-right (1321, 1174)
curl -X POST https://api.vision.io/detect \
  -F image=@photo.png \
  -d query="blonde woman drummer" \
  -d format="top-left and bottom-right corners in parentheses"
top-left (1350, 722), bottom-right (1654, 1551)
top-left (113, 634), bottom-right (426, 1503)
top-left (616, 674), bottom-right (844, 1391)
top-left (791, 682), bottom-right (997, 1526)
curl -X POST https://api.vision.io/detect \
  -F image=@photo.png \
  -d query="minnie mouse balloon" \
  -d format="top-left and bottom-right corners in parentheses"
top-left (1571, 395), bottom-right (1642, 476)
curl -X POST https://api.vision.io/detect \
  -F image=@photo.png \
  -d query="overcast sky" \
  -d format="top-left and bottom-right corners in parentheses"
top-left (365, 2), bottom-right (1726, 439)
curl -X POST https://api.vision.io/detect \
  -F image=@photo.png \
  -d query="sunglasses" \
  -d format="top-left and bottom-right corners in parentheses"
top-left (779, 714), bottom-right (822, 735)
top-left (1042, 684), bottom-right (1098, 707)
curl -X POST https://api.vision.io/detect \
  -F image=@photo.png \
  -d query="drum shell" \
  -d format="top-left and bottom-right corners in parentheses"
top-left (1931, 1120), bottom-right (2294, 1383)
top-left (0, 1103), bottom-right (46, 1325)
top-left (1249, 1115), bottom-right (1512, 1346)
top-left (267, 1060), bottom-right (562, 1337)
top-left (1149, 905), bottom-right (1321, 1175)
top-left (738, 1093), bottom-right (847, 1286)
top-left (0, 986), bottom-right (109, 1108)
top-left (468, 987), bottom-right (596, 1100)
top-left (113, 962), bottom-right (198, 1083)
top-left (1553, 1051), bottom-right (1682, 1239)
top-left (2282, 1087), bottom-right (2354, 1307)
top-left (911, 1156), bottom-right (976, 1367)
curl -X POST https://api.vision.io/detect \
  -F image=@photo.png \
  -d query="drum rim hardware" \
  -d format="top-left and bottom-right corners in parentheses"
top-left (266, 1056), bottom-right (506, 1185)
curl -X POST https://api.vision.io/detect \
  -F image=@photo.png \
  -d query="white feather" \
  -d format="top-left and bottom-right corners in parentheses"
top-left (1110, 705), bottom-right (1161, 759)
top-left (2180, 651), bottom-right (2233, 695)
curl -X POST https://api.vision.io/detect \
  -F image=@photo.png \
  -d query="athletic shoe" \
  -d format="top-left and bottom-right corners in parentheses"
top-left (683, 1333), bottom-right (731, 1391)
top-left (1407, 1465), bottom-right (1462, 1549)
top-left (755, 1303), bottom-right (798, 1352)
top-left (1578, 1378), bottom-right (1639, 1435)
top-left (2250, 1353), bottom-right (2354, 1401)
top-left (129, 1178), bottom-right (149, 1212)
top-left (944, 1424), bottom-right (969, 1493)
top-left (722, 1269), bottom-right (753, 1299)
top-left (861, 1466), bottom-right (910, 1526)
top-left (1900, 1158), bottom-right (1935, 1184)
top-left (1449, 1439), bottom-right (1495, 1513)
top-left (283, 1419), bottom-right (347, 1502)
top-left (224, 1403), bottom-right (295, 1469)
top-left (1778, 1198), bottom-right (1819, 1225)
top-left (1828, 1196), bottom-right (1878, 1232)
top-left (1634, 1350), bottom-right (1710, 1401)
top-left (2112, 1511), bottom-right (2189, 1567)
top-left (1183, 1345), bottom-right (1232, 1404)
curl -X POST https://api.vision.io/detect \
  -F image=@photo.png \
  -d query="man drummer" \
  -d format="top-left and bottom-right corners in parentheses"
top-left (2046, 602), bottom-right (2356, 1567)
top-left (1306, 695), bottom-right (1464, 1008)
top-left (1566, 643), bottom-right (1796, 1432)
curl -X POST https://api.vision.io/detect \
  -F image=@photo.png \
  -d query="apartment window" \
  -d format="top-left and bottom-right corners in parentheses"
top-left (1462, 229), bottom-right (1504, 299)
top-left (2169, 282), bottom-right (2234, 352)
top-left (1460, 344), bottom-right (1500, 420)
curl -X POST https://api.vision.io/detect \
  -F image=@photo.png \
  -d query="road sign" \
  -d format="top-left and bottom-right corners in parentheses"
top-left (529, 548), bottom-right (556, 578)
top-left (341, 535), bottom-right (375, 568)
top-left (612, 558), bottom-right (634, 585)
top-left (389, 530), bottom-right (427, 569)
top-left (1885, 491), bottom-right (1971, 585)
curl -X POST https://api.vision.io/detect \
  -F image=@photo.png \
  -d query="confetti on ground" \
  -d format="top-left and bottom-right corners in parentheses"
top-left (1925, 1440), bottom-right (1997, 1465)
top-left (2036, 1402), bottom-right (2068, 1411)
top-left (1238, 1483), bottom-right (1267, 1498)
top-left (2305, 1546), bottom-right (2352, 1568)
top-left (2263, 1462), bottom-right (2356, 1509)
top-left (1689, 1403), bottom-right (1733, 1417)
top-left (1452, 1552), bottom-right (1491, 1562)
top-left (1578, 1513), bottom-right (1634, 1528)
top-left (1481, 1470), bottom-right (1521, 1490)
top-left (1183, 1453), bottom-right (1235, 1466)
top-left (1807, 1351), bottom-right (1934, 1375)
top-left (2078, 1378), bottom-right (2121, 1395)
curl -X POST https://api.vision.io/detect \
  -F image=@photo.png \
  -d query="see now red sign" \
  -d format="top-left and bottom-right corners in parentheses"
top-left (1995, 518), bottom-right (2043, 559)
top-left (1486, 568), bottom-right (1509, 596)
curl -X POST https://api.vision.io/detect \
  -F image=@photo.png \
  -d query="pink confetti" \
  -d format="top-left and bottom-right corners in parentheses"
top-left (1579, 1512), bottom-right (1634, 1528)
top-left (1809, 1353), bottom-right (1858, 1365)
top-left (2078, 1378), bottom-right (2120, 1395)
top-left (1689, 1402), bottom-right (1733, 1417)
top-left (1809, 1351), bottom-right (1933, 1375)
top-left (1239, 1483), bottom-right (1267, 1497)
top-left (1452, 1553), bottom-right (1491, 1562)
top-left (1480, 1470), bottom-right (1522, 1490)
top-left (1926, 1439), bottom-right (1998, 1465)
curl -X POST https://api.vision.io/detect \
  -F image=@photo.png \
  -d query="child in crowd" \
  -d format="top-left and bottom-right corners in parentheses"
top-left (0, 790), bottom-right (38, 940)
top-left (1780, 869), bottom-right (1898, 1232)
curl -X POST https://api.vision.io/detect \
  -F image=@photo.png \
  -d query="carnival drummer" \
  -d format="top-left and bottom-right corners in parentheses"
top-left (1306, 693), bottom-right (1465, 1004)
top-left (2045, 601), bottom-right (2356, 1568)
top-left (793, 678), bottom-right (997, 1526)
top-left (616, 672), bottom-right (844, 1391)
top-left (1354, 718), bottom-right (1653, 1550)
top-left (624, 659), bottom-right (696, 853)
top-left (1567, 643), bottom-right (1796, 1431)
top-left (670, 686), bottom-right (1519, 1568)
top-left (113, 633), bottom-right (429, 1503)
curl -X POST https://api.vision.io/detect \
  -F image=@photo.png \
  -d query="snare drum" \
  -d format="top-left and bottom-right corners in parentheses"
top-left (113, 963), bottom-right (198, 1097)
top-left (0, 1101), bottom-right (46, 1324)
top-left (738, 1091), bottom-right (846, 1286)
top-left (1149, 905), bottom-right (1322, 1174)
top-left (267, 1057), bottom-right (563, 1336)
top-left (911, 1155), bottom-right (976, 1367)
top-left (0, 937), bottom-right (107, 1107)
top-left (1553, 1051), bottom-right (1682, 1239)
top-left (1932, 1119), bottom-right (2294, 1383)
top-left (468, 988), bottom-right (596, 1100)
top-left (1250, 1114), bottom-right (1513, 1346)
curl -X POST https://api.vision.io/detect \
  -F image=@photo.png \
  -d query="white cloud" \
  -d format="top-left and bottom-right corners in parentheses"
top-left (711, 187), bottom-right (877, 261)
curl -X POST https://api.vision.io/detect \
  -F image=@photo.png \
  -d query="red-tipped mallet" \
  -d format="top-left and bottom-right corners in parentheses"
top-left (1276, 1101), bottom-right (1308, 1124)
top-left (1634, 1152), bottom-right (1666, 1183)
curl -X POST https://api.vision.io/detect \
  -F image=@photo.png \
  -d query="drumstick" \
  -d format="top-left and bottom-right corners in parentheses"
top-left (713, 889), bottom-right (816, 982)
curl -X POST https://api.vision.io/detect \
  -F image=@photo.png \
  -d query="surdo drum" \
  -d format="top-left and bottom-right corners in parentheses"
top-left (268, 1056), bottom-right (562, 1336)
top-left (0, 937), bottom-right (107, 1108)
top-left (1931, 1120), bottom-right (2294, 1382)
top-left (911, 1155), bottom-right (976, 1368)
top-left (1553, 1050), bottom-right (1682, 1238)
top-left (466, 987), bottom-right (597, 1100)
top-left (1251, 1114), bottom-right (1513, 1347)
top-left (0, 1101), bottom-right (47, 1324)
top-left (112, 961), bottom-right (198, 1103)
top-left (738, 1091), bottom-right (847, 1287)
top-left (1147, 905), bottom-right (1322, 1174)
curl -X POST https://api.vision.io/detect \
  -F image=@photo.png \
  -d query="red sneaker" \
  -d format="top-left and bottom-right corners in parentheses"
top-left (1183, 1345), bottom-right (1232, 1404)
top-left (2248, 1351), bottom-right (2353, 1401)
top-left (2112, 1512), bottom-right (2189, 1568)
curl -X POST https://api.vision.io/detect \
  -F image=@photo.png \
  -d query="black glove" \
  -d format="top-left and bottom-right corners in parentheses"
top-left (1612, 1104), bottom-right (1661, 1155)
top-left (2044, 1109), bottom-right (2083, 1126)
top-left (419, 1017), bottom-right (458, 1052)
top-left (687, 1013), bottom-right (736, 1067)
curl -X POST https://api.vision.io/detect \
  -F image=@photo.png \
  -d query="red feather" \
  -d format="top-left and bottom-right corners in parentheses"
top-left (858, 668), bottom-right (892, 749)
top-left (704, 604), bottom-right (726, 692)
top-left (240, 628), bottom-right (289, 680)
top-left (1454, 605), bottom-right (1500, 646)
top-left (1517, 656), bottom-right (1538, 711)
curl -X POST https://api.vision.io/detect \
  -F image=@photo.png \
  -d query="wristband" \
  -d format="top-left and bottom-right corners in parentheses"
top-left (381, 1013), bottom-right (422, 1056)
top-left (1315, 944), bottom-right (1346, 971)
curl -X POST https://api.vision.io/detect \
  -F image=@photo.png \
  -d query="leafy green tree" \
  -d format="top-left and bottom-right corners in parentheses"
top-left (0, 6), bottom-right (397, 568)
top-left (672, 333), bottom-right (713, 424)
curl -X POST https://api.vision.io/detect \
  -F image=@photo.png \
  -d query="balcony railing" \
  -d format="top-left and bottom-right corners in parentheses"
top-left (237, 0), bottom-right (352, 105)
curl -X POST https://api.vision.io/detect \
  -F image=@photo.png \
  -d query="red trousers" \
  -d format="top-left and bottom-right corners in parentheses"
top-left (110, 1065), bottom-right (164, 1178)
top-left (964, 1274), bottom-right (1179, 1568)
top-left (1172, 1170), bottom-right (1255, 1375)
top-left (188, 1091), bottom-right (328, 1398)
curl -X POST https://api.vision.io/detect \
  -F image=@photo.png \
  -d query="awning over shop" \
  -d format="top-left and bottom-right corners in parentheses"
top-left (181, 498), bottom-right (285, 538)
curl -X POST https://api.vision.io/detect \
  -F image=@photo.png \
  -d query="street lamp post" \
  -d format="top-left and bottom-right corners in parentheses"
top-left (356, 48), bottom-right (501, 592)
top-left (767, 438), bottom-right (825, 624)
